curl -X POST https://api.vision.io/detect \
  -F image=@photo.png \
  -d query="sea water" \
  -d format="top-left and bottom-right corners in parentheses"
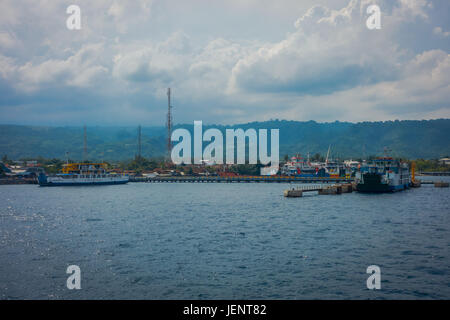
top-left (0, 177), bottom-right (449, 299)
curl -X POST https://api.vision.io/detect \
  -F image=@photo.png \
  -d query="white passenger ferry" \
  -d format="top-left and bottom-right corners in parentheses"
top-left (38, 163), bottom-right (129, 186)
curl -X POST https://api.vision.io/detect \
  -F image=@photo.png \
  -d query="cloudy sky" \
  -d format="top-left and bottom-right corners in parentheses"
top-left (0, 0), bottom-right (449, 125)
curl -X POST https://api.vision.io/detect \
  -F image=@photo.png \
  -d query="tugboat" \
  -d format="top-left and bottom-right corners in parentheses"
top-left (38, 163), bottom-right (129, 186)
top-left (356, 157), bottom-right (410, 193)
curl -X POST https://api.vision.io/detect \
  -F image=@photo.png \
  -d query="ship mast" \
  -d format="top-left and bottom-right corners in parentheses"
top-left (325, 145), bottom-right (331, 164)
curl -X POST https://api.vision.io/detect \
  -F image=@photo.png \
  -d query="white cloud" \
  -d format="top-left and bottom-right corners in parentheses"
top-left (0, 31), bottom-right (19, 49)
top-left (112, 35), bottom-right (191, 85)
top-left (222, 0), bottom-right (448, 123)
top-left (433, 26), bottom-right (450, 37)
top-left (0, 0), bottom-right (448, 124)
top-left (14, 44), bottom-right (108, 91)
top-left (229, 0), bottom-right (406, 96)
top-left (0, 54), bottom-right (17, 78)
top-left (396, 0), bottom-right (431, 20)
top-left (107, 0), bottom-right (153, 34)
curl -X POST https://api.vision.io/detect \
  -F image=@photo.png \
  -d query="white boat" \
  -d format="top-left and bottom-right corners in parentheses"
top-left (38, 163), bottom-right (128, 186)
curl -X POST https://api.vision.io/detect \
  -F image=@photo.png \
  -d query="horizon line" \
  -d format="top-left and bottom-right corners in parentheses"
top-left (1, 118), bottom-right (449, 128)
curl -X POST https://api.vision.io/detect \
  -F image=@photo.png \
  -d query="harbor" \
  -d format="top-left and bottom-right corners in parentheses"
top-left (2, 165), bottom-right (449, 190)
top-left (1, 0), bottom-right (450, 305)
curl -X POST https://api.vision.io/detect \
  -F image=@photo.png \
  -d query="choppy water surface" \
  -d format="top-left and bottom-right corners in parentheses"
top-left (1, 177), bottom-right (449, 299)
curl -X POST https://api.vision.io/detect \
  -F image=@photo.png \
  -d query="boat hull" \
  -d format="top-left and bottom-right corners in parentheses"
top-left (39, 180), bottom-right (129, 186)
top-left (356, 172), bottom-right (409, 193)
top-left (38, 173), bottom-right (129, 186)
top-left (356, 183), bottom-right (409, 193)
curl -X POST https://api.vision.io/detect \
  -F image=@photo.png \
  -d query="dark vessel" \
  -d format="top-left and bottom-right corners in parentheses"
top-left (356, 157), bottom-right (410, 193)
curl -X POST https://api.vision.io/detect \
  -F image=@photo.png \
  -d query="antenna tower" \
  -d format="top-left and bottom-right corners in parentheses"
top-left (166, 88), bottom-right (173, 162)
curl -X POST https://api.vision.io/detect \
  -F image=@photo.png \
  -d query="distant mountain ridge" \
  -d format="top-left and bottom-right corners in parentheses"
top-left (1, 119), bottom-right (449, 161)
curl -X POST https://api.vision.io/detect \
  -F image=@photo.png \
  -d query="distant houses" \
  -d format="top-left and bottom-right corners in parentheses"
top-left (0, 160), bottom-right (44, 178)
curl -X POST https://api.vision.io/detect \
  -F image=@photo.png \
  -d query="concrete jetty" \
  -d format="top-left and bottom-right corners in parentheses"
top-left (284, 189), bottom-right (303, 197)
top-left (434, 181), bottom-right (449, 188)
top-left (318, 185), bottom-right (341, 195)
top-left (284, 183), bottom-right (354, 197)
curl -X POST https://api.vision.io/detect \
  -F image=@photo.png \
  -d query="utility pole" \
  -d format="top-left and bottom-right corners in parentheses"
top-left (166, 88), bottom-right (173, 162)
top-left (83, 125), bottom-right (87, 162)
top-left (138, 125), bottom-right (142, 159)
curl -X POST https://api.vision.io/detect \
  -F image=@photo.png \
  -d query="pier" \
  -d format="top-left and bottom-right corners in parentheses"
top-left (417, 180), bottom-right (434, 184)
top-left (284, 183), bottom-right (355, 197)
top-left (416, 180), bottom-right (449, 186)
top-left (131, 175), bottom-right (354, 184)
top-left (418, 172), bottom-right (450, 176)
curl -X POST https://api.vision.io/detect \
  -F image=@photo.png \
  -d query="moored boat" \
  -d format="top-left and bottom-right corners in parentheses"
top-left (280, 154), bottom-right (323, 177)
top-left (356, 157), bottom-right (410, 193)
top-left (38, 163), bottom-right (129, 186)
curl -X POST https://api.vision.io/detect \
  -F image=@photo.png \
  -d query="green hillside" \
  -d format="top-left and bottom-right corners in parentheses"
top-left (0, 119), bottom-right (449, 161)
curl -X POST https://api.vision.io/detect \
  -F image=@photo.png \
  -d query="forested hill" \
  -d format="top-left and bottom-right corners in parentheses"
top-left (1, 119), bottom-right (449, 161)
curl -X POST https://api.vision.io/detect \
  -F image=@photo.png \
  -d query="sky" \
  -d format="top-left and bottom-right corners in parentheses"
top-left (0, 0), bottom-right (449, 126)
